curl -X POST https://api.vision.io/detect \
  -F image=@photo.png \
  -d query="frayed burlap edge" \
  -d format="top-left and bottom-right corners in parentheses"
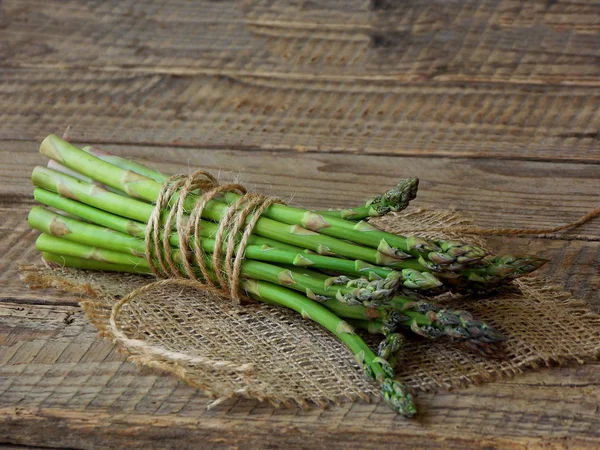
top-left (19, 208), bottom-right (600, 408)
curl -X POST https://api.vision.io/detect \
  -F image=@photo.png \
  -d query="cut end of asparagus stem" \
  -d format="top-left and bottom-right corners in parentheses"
top-left (380, 379), bottom-right (417, 418)
top-left (365, 178), bottom-right (419, 217)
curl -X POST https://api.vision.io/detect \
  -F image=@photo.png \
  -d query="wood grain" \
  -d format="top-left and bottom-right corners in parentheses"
top-left (0, 0), bottom-right (599, 160)
top-left (0, 68), bottom-right (598, 161)
top-left (2, 0), bottom-right (599, 85)
top-left (1, 0), bottom-right (599, 447)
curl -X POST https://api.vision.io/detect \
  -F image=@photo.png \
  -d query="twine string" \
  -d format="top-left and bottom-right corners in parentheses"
top-left (463, 207), bottom-right (600, 236)
top-left (109, 279), bottom-right (255, 373)
top-left (408, 207), bottom-right (600, 237)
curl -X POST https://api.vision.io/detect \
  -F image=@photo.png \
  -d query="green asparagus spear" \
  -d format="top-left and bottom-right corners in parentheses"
top-left (44, 136), bottom-right (546, 287)
top-left (316, 179), bottom-right (419, 220)
top-left (83, 145), bottom-right (418, 222)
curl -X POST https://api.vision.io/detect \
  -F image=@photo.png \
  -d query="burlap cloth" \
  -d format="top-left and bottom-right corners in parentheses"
top-left (20, 208), bottom-right (600, 408)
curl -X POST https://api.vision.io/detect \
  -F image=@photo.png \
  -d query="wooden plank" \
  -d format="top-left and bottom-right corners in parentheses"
top-left (2, 0), bottom-right (599, 86)
top-left (0, 68), bottom-right (598, 161)
top-left (0, 298), bottom-right (599, 449)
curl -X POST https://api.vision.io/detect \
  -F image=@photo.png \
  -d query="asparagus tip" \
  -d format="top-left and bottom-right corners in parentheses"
top-left (401, 269), bottom-right (442, 290)
top-left (378, 333), bottom-right (405, 360)
top-left (366, 178), bottom-right (419, 217)
top-left (380, 378), bottom-right (416, 418)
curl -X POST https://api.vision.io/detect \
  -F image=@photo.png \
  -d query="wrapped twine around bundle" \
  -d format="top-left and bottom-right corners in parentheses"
top-left (144, 170), bottom-right (283, 300)
top-left (21, 171), bottom-right (600, 409)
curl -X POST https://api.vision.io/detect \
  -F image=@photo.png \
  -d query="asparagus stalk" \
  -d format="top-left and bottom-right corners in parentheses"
top-left (390, 297), bottom-right (508, 356)
top-left (442, 255), bottom-right (550, 294)
top-left (83, 145), bottom-right (169, 184)
top-left (83, 145), bottom-right (418, 222)
top-left (47, 159), bottom-right (126, 197)
top-left (347, 319), bottom-right (397, 336)
top-left (235, 279), bottom-right (416, 417)
top-left (42, 251), bottom-right (150, 274)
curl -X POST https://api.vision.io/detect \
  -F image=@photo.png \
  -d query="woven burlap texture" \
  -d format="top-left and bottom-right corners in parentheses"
top-left (21, 208), bottom-right (600, 408)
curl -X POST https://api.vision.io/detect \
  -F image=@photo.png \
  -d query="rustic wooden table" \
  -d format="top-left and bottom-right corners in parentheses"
top-left (1, 1), bottom-right (599, 448)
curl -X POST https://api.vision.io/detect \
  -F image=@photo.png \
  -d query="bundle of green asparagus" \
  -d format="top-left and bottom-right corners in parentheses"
top-left (28, 135), bottom-right (547, 417)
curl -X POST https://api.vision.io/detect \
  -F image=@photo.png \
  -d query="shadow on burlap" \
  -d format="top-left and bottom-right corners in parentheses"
top-left (20, 209), bottom-right (600, 408)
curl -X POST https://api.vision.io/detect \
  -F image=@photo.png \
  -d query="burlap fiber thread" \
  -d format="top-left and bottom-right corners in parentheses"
top-left (21, 207), bottom-right (600, 408)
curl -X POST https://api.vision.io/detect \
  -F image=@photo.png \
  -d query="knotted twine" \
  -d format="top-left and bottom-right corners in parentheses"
top-left (110, 170), bottom-right (283, 379)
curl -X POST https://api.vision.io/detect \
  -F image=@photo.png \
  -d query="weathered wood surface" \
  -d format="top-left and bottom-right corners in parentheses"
top-left (1, 1), bottom-right (599, 160)
top-left (1, 68), bottom-right (600, 161)
top-left (3, 0), bottom-right (599, 83)
top-left (0, 0), bottom-right (599, 448)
